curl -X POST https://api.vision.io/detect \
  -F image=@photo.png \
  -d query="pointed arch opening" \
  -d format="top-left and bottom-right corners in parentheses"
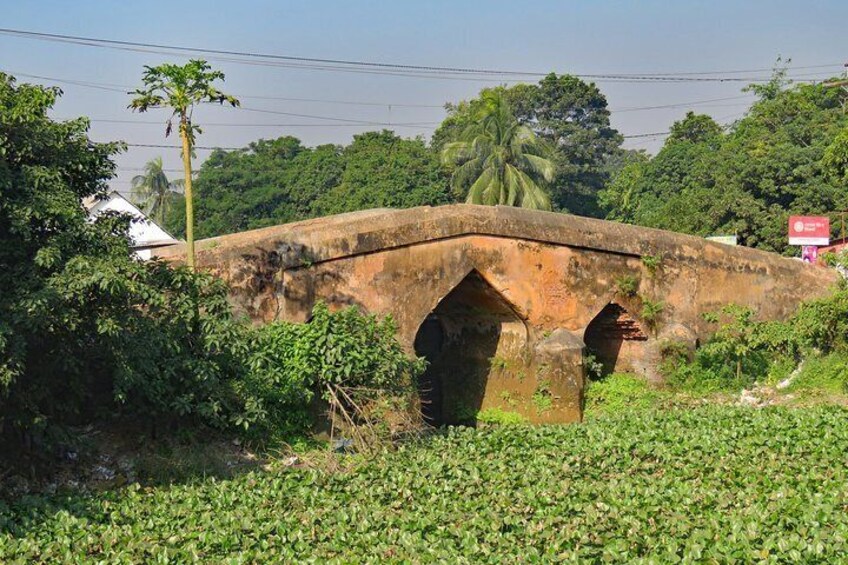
top-left (583, 303), bottom-right (648, 377)
top-left (413, 270), bottom-right (527, 426)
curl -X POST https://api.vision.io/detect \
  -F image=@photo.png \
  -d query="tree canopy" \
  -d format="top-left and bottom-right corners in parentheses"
top-left (433, 74), bottom-right (622, 216)
top-left (0, 74), bottom-right (252, 442)
top-left (170, 130), bottom-right (452, 239)
top-left (441, 90), bottom-right (554, 209)
top-left (599, 78), bottom-right (848, 253)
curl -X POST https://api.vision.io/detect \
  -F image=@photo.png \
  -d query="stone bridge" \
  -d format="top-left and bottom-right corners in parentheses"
top-left (157, 205), bottom-right (838, 424)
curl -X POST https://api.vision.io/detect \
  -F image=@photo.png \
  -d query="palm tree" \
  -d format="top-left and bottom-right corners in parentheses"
top-left (441, 90), bottom-right (554, 210)
top-left (129, 59), bottom-right (239, 269)
top-left (130, 157), bottom-right (183, 227)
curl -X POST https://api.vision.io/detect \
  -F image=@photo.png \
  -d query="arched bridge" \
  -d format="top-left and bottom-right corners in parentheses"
top-left (157, 205), bottom-right (838, 424)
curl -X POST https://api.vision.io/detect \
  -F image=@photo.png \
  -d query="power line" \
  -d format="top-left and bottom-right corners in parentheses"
top-left (612, 94), bottom-right (754, 112)
top-left (0, 27), bottom-right (841, 83)
top-left (6, 71), bottom-right (445, 108)
top-left (82, 118), bottom-right (440, 128)
top-left (2, 69), bottom-right (807, 123)
top-left (119, 142), bottom-right (242, 150)
top-left (4, 71), bottom-right (441, 128)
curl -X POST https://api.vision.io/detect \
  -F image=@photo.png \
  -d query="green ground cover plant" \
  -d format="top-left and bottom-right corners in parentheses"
top-left (2, 405), bottom-right (847, 563)
top-left (584, 372), bottom-right (665, 415)
top-left (788, 352), bottom-right (848, 394)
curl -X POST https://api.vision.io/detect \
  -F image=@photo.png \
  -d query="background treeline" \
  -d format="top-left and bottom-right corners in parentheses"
top-left (158, 68), bottom-right (848, 257)
top-left (601, 71), bottom-right (848, 254)
top-left (163, 73), bottom-right (623, 237)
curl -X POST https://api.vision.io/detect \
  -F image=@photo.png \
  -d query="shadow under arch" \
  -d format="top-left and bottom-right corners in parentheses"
top-left (583, 302), bottom-right (648, 377)
top-left (413, 269), bottom-right (528, 426)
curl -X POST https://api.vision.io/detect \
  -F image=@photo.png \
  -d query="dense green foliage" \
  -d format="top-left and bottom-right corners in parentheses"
top-left (601, 72), bottom-right (848, 254)
top-left (663, 284), bottom-right (848, 392)
top-left (0, 75), bottom-right (420, 448)
top-left (0, 73), bottom-right (258, 442)
top-left (241, 303), bottom-right (424, 435)
top-left (176, 73), bottom-right (623, 238)
top-left (170, 131), bottom-right (452, 238)
top-left (3, 406), bottom-right (848, 562)
top-left (440, 90), bottom-right (554, 209)
top-left (434, 74), bottom-right (622, 216)
top-left (584, 372), bottom-right (665, 414)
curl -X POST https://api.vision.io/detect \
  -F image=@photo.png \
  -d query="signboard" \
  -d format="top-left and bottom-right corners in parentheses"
top-left (706, 235), bottom-right (738, 246)
top-left (801, 245), bottom-right (818, 264)
top-left (788, 216), bottom-right (830, 246)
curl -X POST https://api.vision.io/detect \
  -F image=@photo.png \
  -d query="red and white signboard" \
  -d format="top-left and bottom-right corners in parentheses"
top-left (788, 216), bottom-right (830, 246)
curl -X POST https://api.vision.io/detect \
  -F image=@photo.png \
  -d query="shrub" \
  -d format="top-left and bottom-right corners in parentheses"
top-left (584, 351), bottom-right (605, 380)
top-left (240, 303), bottom-right (426, 435)
top-left (640, 254), bottom-right (662, 276)
top-left (0, 74), bottom-right (422, 448)
top-left (0, 73), bottom-right (256, 444)
top-left (639, 298), bottom-right (664, 332)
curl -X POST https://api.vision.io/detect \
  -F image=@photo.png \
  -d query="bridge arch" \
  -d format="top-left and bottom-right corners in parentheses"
top-left (413, 269), bottom-right (528, 426)
top-left (583, 302), bottom-right (648, 377)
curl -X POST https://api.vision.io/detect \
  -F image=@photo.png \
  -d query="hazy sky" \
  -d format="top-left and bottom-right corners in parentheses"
top-left (2, 0), bottom-right (847, 194)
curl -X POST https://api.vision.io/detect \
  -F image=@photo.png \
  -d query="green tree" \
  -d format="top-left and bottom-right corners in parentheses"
top-left (129, 60), bottom-right (239, 269)
top-left (0, 73), bottom-right (251, 443)
top-left (179, 131), bottom-right (451, 239)
top-left (599, 76), bottom-right (848, 253)
top-left (312, 130), bottom-right (451, 215)
top-left (433, 74), bottom-right (622, 216)
top-left (668, 111), bottom-right (724, 144)
top-left (506, 74), bottom-right (623, 215)
top-left (441, 90), bottom-right (554, 210)
top-left (130, 156), bottom-right (183, 227)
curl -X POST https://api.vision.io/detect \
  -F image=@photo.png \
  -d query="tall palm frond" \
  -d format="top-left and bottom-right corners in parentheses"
top-left (441, 90), bottom-right (554, 210)
top-left (130, 157), bottom-right (183, 226)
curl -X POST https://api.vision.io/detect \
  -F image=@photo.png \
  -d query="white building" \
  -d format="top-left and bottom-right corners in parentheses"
top-left (84, 191), bottom-right (180, 260)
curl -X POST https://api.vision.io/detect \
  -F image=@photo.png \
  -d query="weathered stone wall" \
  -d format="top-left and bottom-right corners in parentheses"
top-left (157, 205), bottom-right (839, 423)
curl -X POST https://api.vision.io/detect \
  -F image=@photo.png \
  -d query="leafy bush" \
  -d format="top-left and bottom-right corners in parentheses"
top-left (0, 75), bottom-right (422, 448)
top-left (0, 74), bottom-right (251, 442)
top-left (583, 351), bottom-right (605, 380)
top-left (639, 297), bottom-right (664, 332)
top-left (664, 289), bottom-right (848, 393)
top-left (640, 254), bottom-right (662, 276)
top-left (240, 303), bottom-right (425, 435)
top-left (4, 406), bottom-right (848, 562)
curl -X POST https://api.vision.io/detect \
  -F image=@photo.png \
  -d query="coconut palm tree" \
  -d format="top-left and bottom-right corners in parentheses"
top-left (441, 90), bottom-right (554, 210)
top-left (130, 157), bottom-right (183, 227)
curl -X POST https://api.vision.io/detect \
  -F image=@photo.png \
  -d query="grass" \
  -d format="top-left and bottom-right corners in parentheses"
top-left (3, 405), bottom-right (848, 562)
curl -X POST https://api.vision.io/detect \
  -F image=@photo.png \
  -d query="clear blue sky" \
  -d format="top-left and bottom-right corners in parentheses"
top-left (2, 0), bottom-right (846, 193)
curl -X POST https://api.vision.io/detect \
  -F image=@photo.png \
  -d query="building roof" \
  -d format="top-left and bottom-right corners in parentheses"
top-left (86, 191), bottom-right (180, 249)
